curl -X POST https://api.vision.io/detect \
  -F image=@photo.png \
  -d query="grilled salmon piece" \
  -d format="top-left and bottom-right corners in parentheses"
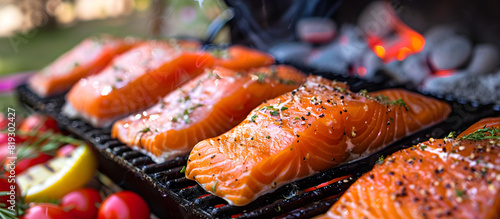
top-left (111, 65), bottom-right (306, 163)
top-left (185, 76), bottom-right (451, 206)
top-left (28, 35), bottom-right (138, 97)
top-left (318, 117), bottom-right (500, 219)
top-left (63, 41), bottom-right (214, 127)
top-left (213, 45), bottom-right (275, 71)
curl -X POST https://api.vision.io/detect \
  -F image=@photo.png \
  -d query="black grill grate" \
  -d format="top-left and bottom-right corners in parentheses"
top-left (16, 71), bottom-right (500, 218)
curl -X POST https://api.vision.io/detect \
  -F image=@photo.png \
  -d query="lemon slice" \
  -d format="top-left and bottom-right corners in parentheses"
top-left (17, 144), bottom-right (98, 201)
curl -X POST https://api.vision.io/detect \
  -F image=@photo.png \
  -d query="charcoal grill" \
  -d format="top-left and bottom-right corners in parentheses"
top-left (16, 68), bottom-right (500, 218)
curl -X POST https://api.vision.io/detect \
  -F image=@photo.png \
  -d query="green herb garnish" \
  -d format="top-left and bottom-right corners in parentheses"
top-left (180, 166), bottom-right (186, 173)
top-left (389, 99), bottom-right (409, 110)
top-left (376, 155), bottom-right (385, 165)
top-left (459, 127), bottom-right (500, 141)
top-left (250, 115), bottom-right (258, 122)
top-left (420, 145), bottom-right (427, 151)
top-left (212, 181), bottom-right (218, 192)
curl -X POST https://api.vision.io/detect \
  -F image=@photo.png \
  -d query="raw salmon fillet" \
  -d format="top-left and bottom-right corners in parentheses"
top-left (185, 76), bottom-right (451, 206)
top-left (28, 35), bottom-right (138, 97)
top-left (213, 45), bottom-right (275, 71)
top-left (63, 41), bottom-right (214, 127)
top-left (318, 117), bottom-right (500, 219)
top-left (111, 65), bottom-right (306, 163)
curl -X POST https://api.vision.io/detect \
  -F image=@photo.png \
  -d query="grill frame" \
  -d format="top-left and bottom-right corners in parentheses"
top-left (16, 70), bottom-right (500, 218)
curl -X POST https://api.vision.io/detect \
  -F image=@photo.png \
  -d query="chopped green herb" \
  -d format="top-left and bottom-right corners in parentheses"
top-left (359, 89), bottom-right (368, 97)
top-left (172, 116), bottom-right (178, 122)
top-left (294, 117), bottom-right (300, 120)
top-left (459, 127), bottom-right (500, 141)
top-left (455, 189), bottom-right (465, 197)
top-left (376, 155), bottom-right (385, 165)
top-left (389, 99), bottom-right (409, 110)
top-left (184, 115), bottom-right (190, 123)
top-left (116, 77), bottom-right (123, 82)
top-left (447, 132), bottom-right (456, 139)
top-left (389, 117), bottom-right (393, 122)
top-left (275, 206), bottom-right (281, 212)
top-left (250, 115), bottom-right (258, 122)
top-left (256, 73), bottom-right (267, 83)
top-left (374, 94), bottom-right (389, 103)
top-left (420, 145), bottom-right (427, 151)
top-left (270, 110), bottom-right (280, 116)
top-left (180, 166), bottom-right (186, 173)
top-left (278, 78), bottom-right (296, 85)
top-left (266, 136), bottom-right (271, 139)
top-left (138, 127), bottom-right (151, 133)
top-left (281, 106), bottom-right (288, 110)
top-left (212, 181), bottom-right (218, 192)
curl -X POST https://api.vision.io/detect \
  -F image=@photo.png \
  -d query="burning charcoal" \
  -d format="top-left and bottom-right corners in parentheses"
top-left (358, 1), bottom-right (394, 38)
top-left (466, 44), bottom-right (500, 74)
top-left (423, 70), bottom-right (500, 105)
top-left (337, 25), bottom-right (368, 62)
top-left (356, 50), bottom-right (382, 79)
top-left (268, 42), bottom-right (313, 66)
top-left (401, 55), bottom-right (431, 84)
top-left (421, 71), bottom-right (467, 94)
top-left (297, 17), bottom-right (337, 44)
top-left (429, 35), bottom-right (472, 70)
top-left (422, 25), bottom-right (457, 55)
top-left (307, 44), bottom-right (349, 74)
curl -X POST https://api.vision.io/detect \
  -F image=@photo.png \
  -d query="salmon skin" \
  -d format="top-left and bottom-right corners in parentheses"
top-left (185, 76), bottom-right (451, 206)
top-left (28, 35), bottom-right (138, 97)
top-left (111, 65), bottom-right (306, 163)
top-left (63, 41), bottom-right (214, 127)
top-left (212, 45), bottom-right (275, 71)
top-left (318, 118), bottom-right (500, 219)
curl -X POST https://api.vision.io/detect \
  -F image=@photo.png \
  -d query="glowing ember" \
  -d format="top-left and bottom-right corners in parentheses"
top-left (357, 66), bottom-right (367, 77)
top-left (434, 69), bottom-right (456, 77)
top-left (363, 3), bottom-right (425, 63)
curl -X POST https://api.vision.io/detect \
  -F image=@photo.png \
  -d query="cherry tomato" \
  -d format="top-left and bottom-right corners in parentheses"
top-left (21, 203), bottom-right (71, 219)
top-left (98, 191), bottom-right (150, 219)
top-left (61, 188), bottom-right (102, 219)
top-left (14, 152), bottom-right (53, 174)
top-left (0, 143), bottom-right (10, 160)
top-left (0, 114), bottom-right (8, 130)
top-left (0, 133), bottom-right (7, 145)
top-left (56, 144), bottom-right (78, 157)
top-left (18, 114), bottom-right (59, 141)
top-left (0, 177), bottom-right (19, 209)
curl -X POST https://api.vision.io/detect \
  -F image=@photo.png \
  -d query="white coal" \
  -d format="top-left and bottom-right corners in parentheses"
top-left (466, 44), bottom-right (500, 74)
top-left (268, 42), bottom-right (313, 66)
top-left (429, 35), bottom-right (472, 70)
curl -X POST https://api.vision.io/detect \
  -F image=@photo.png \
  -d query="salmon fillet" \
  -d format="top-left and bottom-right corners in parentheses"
top-left (28, 35), bottom-right (138, 97)
top-left (185, 76), bottom-right (451, 206)
top-left (63, 41), bottom-right (214, 127)
top-left (318, 117), bottom-right (500, 219)
top-left (111, 65), bottom-right (306, 163)
top-left (213, 45), bottom-right (275, 71)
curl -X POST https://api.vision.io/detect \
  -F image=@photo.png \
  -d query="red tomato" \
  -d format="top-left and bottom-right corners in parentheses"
top-left (0, 133), bottom-right (7, 145)
top-left (61, 188), bottom-right (102, 219)
top-left (56, 144), bottom-right (78, 157)
top-left (0, 177), bottom-right (18, 209)
top-left (18, 114), bottom-right (59, 141)
top-left (0, 143), bottom-right (10, 160)
top-left (21, 203), bottom-right (71, 219)
top-left (98, 191), bottom-right (150, 219)
top-left (15, 152), bottom-right (53, 174)
top-left (0, 114), bottom-right (8, 130)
